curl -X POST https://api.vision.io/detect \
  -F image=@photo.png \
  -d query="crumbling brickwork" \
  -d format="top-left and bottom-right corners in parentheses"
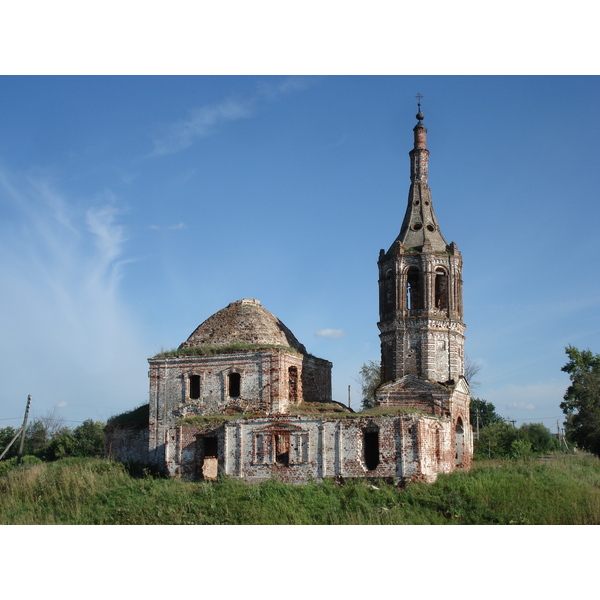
top-left (147, 300), bottom-right (332, 469)
top-left (112, 107), bottom-right (474, 486)
top-left (163, 413), bottom-right (467, 484)
top-left (105, 427), bottom-right (149, 464)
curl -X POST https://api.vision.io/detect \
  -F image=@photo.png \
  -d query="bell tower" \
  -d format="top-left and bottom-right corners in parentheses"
top-left (377, 100), bottom-right (466, 390)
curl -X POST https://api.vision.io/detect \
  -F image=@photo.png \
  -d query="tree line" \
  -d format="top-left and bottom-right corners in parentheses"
top-left (357, 345), bottom-right (600, 458)
top-left (0, 416), bottom-right (105, 462)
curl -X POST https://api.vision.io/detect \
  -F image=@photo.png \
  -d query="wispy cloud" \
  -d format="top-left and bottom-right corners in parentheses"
top-left (151, 76), bottom-right (318, 156)
top-left (0, 168), bottom-right (146, 422)
top-left (149, 222), bottom-right (187, 231)
top-left (315, 328), bottom-right (346, 339)
top-left (152, 98), bottom-right (255, 156)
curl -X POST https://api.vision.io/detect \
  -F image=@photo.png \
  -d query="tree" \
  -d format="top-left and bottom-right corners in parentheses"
top-left (475, 421), bottom-right (519, 458)
top-left (464, 356), bottom-right (481, 389)
top-left (0, 426), bottom-right (19, 460)
top-left (560, 345), bottom-right (600, 455)
top-left (518, 422), bottom-right (558, 454)
top-left (356, 361), bottom-right (381, 410)
top-left (73, 420), bottom-right (105, 457)
top-left (470, 398), bottom-right (503, 430)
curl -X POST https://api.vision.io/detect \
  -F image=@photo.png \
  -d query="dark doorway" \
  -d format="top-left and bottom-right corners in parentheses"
top-left (364, 430), bottom-right (380, 471)
top-left (204, 436), bottom-right (218, 458)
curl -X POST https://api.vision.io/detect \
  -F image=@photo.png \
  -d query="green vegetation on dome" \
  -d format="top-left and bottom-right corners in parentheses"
top-left (154, 343), bottom-right (305, 359)
top-left (106, 404), bottom-right (149, 430)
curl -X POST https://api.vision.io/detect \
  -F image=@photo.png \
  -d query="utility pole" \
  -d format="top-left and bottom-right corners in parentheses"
top-left (476, 409), bottom-right (480, 440)
top-left (16, 395), bottom-right (32, 466)
top-left (0, 426), bottom-right (23, 460)
top-left (347, 385), bottom-right (351, 409)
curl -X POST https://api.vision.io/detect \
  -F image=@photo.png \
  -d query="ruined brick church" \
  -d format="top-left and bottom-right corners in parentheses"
top-left (107, 104), bottom-right (473, 484)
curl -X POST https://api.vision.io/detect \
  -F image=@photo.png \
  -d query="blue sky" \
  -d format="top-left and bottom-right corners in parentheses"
top-left (1, 75), bottom-right (599, 432)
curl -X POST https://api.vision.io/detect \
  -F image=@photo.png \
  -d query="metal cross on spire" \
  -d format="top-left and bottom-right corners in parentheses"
top-left (415, 93), bottom-right (424, 121)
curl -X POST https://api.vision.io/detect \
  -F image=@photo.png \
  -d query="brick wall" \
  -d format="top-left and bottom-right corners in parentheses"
top-left (163, 413), bottom-right (469, 485)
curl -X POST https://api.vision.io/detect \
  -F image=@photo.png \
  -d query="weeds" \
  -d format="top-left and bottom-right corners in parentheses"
top-left (1, 455), bottom-right (599, 524)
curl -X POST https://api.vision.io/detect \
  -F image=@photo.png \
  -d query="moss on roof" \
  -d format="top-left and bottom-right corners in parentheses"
top-left (153, 342), bottom-right (304, 359)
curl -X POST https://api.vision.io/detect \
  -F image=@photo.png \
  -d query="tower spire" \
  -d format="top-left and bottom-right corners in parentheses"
top-left (392, 96), bottom-right (447, 252)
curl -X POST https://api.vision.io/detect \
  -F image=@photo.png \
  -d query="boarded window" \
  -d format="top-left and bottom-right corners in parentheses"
top-left (363, 430), bottom-right (380, 471)
top-left (189, 374), bottom-right (201, 400)
top-left (384, 269), bottom-right (395, 313)
top-left (228, 372), bottom-right (241, 398)
top-left (288, 366), bottom-right (298, 403)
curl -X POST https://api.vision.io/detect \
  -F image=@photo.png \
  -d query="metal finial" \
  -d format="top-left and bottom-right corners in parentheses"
top-left (415, 93), bottom-right (424, 121)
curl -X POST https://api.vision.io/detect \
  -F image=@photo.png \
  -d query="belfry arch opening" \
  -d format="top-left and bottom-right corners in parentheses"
top-left (406, 267), bottom-right (422, 310)
top-left (435, 267), bottom-right (449, 310)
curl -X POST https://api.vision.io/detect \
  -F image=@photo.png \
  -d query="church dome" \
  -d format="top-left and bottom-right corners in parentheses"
top-left (178, 298), bottom-right (307, 354)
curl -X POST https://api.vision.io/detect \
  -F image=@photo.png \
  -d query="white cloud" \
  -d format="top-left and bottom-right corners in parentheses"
top-left (151, 76), bottom-right (317, 156)
top-left (507, 401), bottom-right (536, 411)
top-left (315, 328), bottom-right (346, 339)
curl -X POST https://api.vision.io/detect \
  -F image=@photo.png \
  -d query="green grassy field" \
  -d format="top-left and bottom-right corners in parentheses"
top-left (1, 454), bottom-right (599, 524)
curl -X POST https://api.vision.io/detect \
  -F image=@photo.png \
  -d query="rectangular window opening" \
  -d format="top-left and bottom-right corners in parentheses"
top-left (228, 372), bottom-right (241, 398)
top-left (189, 375), bottom-right (201, 400)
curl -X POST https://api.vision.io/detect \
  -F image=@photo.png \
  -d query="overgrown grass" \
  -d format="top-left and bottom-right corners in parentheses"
top-left (1, 455), bottom-right (599, 524)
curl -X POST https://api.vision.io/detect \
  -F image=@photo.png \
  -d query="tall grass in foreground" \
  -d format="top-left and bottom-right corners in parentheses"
top-left (1, 455), bottom-right (599, 524)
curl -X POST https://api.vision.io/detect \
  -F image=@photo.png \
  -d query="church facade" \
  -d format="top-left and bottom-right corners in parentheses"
top-left (107, 105), bottom-right (473, 484)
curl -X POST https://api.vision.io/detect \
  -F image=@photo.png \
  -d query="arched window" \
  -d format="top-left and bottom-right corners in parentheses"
top-left (406, 267), bottom-right (422, 310)
top-left (228, 372), bottom-right (241, 398)
top-left (189, 374), bottom-right (201, 400)
top-left (435, 267), bottom-right (449, 310)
